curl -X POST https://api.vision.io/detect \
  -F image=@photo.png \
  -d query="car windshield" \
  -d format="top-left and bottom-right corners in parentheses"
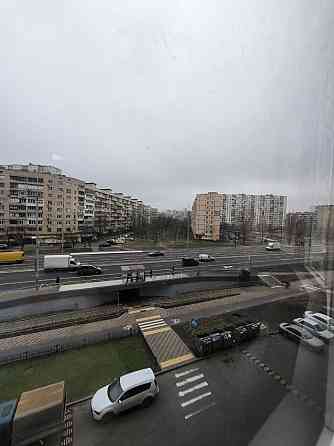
top-left (107, 379), bottom-right (123, 402)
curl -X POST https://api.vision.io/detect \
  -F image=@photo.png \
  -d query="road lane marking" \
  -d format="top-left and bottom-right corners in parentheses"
top-left (140, 323), bottom-right (168, 332)
top-left (181, 392), bottom-right (212, 408)
top-left (184, 402), bottom-right (216, 420)
top-left (179, 382), bottom-right (208, 397)
top-left (138, 318), bottom-right (165, 327)
top-left (175, 368), bottom-right (199, 378)
top-left (176, 374), bottom-right (204, 388)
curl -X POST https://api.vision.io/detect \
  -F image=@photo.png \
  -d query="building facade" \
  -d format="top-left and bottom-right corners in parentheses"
top-left (192, 192), bottom-right (287, 241)
top-left (0, 164), bottom-right (158, 242)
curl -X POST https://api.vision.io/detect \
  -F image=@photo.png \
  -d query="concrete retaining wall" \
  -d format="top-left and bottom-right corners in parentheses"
top-left (0, 277), bottom-right (238, 322)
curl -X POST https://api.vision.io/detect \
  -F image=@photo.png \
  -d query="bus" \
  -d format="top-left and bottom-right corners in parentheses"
top-left (0, 250), bottom-right (25, 264)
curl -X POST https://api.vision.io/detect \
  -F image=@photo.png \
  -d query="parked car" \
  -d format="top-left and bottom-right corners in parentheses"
top-left (182, 257), bottom-right (199, 267)
top-left (293, 317), bottom-right (334, 342)
top-left (77, 264), bottom-right (102, 276)
top-left (198, 254), bottom-right (215, 262)
top-left (304, 311), bottom-right (334, 332)
top-left (91, 368), bottom-right (159, 421)
top-left (0, 243), bottom-right (9, 250)
top-left (279, 322), bottom-right (324, 351)
top-left (147, 251), bottom-right (164, 257)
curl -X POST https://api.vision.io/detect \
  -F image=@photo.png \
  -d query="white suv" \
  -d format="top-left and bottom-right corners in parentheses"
top-left (91, 368), bottom-right (159, 421)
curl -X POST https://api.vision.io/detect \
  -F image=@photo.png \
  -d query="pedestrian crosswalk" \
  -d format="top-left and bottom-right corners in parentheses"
top-left (173, 367), bottom-right (216, 421)
top-left (137, 315), bottom-right (171, 335)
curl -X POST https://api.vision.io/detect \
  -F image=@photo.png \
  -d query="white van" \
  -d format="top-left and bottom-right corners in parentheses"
top-left (91, 368), bottom-right (159, 421)
top-left (44, 255), bottom-right (80, 271)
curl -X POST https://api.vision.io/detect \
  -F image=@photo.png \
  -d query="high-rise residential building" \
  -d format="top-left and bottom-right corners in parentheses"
top-left (0, 163), bottom-right (158, 242)
top-left (314, 205), bottom-right (334, 241)
top-left (192, 192), bottom-right (224, 241)
top-left (192, 192), bottom-right (287, 241)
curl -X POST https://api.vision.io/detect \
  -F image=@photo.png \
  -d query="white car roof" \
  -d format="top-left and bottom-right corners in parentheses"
top-left (120, 368), bottom-right (154, 391)
top-left (314, 313), bottom-right (333, 321)
top-left (303, 318), bottom-right (319, 327)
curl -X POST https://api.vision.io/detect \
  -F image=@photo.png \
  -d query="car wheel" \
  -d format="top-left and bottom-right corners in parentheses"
top-left (142, 396), bottom-right (154, 408)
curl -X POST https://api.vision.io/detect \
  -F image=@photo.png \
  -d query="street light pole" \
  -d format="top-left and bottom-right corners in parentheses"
top-left (34, 166), bottom-right (40, 290)
top-left (187, 209), bottom-right (190, 248)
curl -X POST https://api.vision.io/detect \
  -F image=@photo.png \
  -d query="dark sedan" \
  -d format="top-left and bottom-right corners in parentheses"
top-left (182, 257), bottom-right (199, 267)
top-left (77, 264), bottom-right (103, 276)
top-left (147, 251), bottom-right (164, 257)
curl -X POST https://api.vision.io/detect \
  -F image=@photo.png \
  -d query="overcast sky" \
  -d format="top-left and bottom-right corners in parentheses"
top-left (1, 1), bottom-right (334, 211)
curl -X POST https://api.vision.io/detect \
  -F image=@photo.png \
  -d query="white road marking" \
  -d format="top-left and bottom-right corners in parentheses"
top-left (175, 368), bottom-right (199, 378)
top-left (138, 319), bottom-right (165, 327)
top-left (181, 392), bottom-right (212, 408)
top-left (179, 382), bottom-right (208, 397)
top-left (176, 374), bottom-right (205, 388)
top-left (184, 402), bottom-right (216, 420)
top-left (140, 323), bottom-right (167, 331)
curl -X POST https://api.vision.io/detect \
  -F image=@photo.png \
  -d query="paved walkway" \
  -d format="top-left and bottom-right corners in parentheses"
top-left (136, 310), bottom-right (194, 370)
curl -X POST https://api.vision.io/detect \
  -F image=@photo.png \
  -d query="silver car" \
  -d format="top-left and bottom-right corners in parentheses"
top-left (304, 311), bottom-right (334, 333)
top-left (279, 323), bottom-right (324, 351)
top-left (293, 317), bottom-right (334, 342)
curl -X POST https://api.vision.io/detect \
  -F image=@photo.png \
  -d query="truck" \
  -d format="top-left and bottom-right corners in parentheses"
top-left (0, 251), bottom-right (24, 264)
top-left (44, 254), bottom-right (80, 271)
top-left (265, 241), bottom-right (281, 251)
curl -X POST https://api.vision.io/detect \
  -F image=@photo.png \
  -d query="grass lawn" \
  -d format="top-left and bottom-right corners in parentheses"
top-left (0, 336), bottom-right (156, 402)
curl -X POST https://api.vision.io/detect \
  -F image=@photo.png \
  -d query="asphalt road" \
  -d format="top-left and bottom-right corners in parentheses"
top-left (73, 336), bottom-right (325, 446)
top-left (72, 293), bottom-right (329, 446)
top-left (0, 245), bottom-right (325, 291)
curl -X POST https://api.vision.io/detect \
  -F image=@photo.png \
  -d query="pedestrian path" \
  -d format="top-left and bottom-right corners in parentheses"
top-left (173, 366), bottom-right (216, 421)
top-left (136, 311), bottom-right (194, 370)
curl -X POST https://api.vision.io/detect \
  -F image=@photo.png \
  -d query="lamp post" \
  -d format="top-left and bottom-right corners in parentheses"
top-left (34, 165), bottom-right (41, 290)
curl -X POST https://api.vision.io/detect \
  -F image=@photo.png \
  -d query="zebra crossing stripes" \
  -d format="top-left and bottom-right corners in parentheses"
top-left (137, 316), bottom-right (170, 334)
top-left (174, 368), bottom-right (216, 421)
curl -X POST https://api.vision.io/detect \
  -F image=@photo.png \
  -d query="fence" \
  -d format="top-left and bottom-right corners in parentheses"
top-left (0, 324), bottom-right (139, 366)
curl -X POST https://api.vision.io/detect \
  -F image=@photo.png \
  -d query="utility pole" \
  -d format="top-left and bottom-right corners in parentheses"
top-left (34, 165), bottom-right (40, 290)
top-left (187, 210), bottom-right (190, 249)
top-left (61, 192), bottom-right (64, 254)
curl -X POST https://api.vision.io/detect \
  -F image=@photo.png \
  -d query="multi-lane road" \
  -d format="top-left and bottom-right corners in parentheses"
top-left (0, 244), bottom-right (325, 292)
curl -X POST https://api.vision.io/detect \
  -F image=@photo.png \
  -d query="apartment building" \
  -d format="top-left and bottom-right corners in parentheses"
top-left (314, 205), bottom-right (334, 241)
top-left (192, 192), bottom-right (287, 241)
top-left (191, 192), bottom-right (224, 240)
top-left (0, 163), bottom-right (158, 242)
top-left (0, 164), bottom-right (82, 241)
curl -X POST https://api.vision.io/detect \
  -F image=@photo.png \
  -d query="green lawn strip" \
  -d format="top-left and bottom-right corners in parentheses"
top-left (0, 336), bottom-right (155, 402)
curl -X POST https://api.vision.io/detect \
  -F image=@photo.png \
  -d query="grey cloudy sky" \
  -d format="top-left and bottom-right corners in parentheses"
top-left (1, 1), bottom-right (334, 211)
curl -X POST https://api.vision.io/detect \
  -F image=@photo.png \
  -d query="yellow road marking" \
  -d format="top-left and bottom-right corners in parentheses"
top-left (160, 353), bottom-right (195, 369)
top-left (136, 314), bottom-right (161, 322)
top-left (143, 327), bottom-right (172, 336)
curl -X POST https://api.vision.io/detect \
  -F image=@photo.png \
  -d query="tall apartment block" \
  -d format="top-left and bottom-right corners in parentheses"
top-left (192, 192), bottom-right (287, 241)
top-left (0, 164), bottom-right (158, 242)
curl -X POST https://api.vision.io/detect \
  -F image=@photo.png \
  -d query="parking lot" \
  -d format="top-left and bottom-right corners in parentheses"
top-left (72, 332), bottom-right (326, 446)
